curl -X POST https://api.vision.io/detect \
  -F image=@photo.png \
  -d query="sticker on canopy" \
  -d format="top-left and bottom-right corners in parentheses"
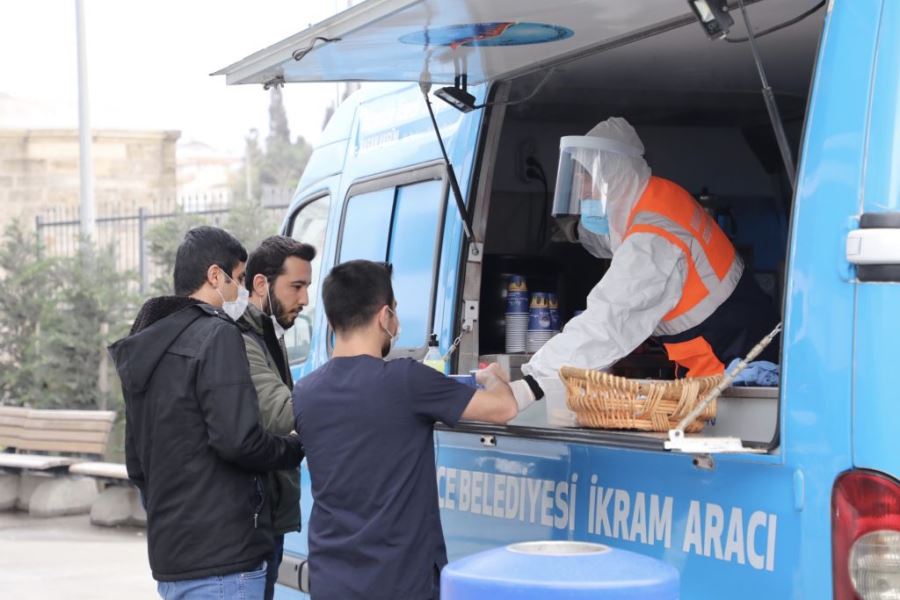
top-left (399, 22), bottom-right (573, 49)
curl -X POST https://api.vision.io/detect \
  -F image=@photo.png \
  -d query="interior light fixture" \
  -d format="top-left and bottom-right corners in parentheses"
top-left (688, 0), bottom-right (734, 39)
top-left (434, 74), bottom-right (477, 113)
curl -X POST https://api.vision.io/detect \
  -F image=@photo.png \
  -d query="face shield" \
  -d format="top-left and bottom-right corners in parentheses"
top-left (553, 135), bottom-right (644, 253)
top-left (552, 135), bottom-right (644, 217)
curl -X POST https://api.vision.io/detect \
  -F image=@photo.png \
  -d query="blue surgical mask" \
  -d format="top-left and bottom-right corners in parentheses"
top-left (580, 199), bottom-right (610, 235)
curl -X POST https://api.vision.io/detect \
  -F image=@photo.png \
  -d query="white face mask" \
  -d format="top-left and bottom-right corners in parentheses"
top-left (265, 282), bottom-right (286, 339)
top-left (381, 307), bottom-right (401, 358)
top-left (218, 272), bottom-right (249, 321)
top-left (270, 316), bottom-right (286, 339)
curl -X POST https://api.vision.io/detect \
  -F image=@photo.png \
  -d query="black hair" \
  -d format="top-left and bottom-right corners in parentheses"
top-left (245, 236), bottom-right (317, 291)
top-left (173, 226), bottom-right (248, 296)
top-left (322, 260), bottom-right (394, 334)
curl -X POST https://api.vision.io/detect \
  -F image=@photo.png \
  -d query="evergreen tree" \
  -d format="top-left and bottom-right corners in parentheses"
top-left (0, 221), bottom-right (135, 410)
top-left (226, 87), bottom-right (314, 249)
top-left (143, 201), bottom-right (275, 296)
top-left (267, 86), bottom-right (291, 148)
top-left (40, 242), bottom-right (136, 410)
top-left (259, 86), bottom-right (312, 193)
top-left (225, 193), bottom-right (279, 253)
top-left (241, 128), bottom-right (264, 203)
top-left (259, 134), bottom-right (312, 193)
top-left (145, 208), bottom-right (206, 295)
top-left (0, 221), bottom-right (55, 405)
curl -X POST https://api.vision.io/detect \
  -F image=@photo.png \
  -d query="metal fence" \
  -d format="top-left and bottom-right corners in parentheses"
top-left (35, 200), bottom-right (289, 294)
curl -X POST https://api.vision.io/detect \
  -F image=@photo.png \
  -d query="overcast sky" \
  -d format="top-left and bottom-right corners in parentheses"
top-left (0, 1), bottom-right (351, 153)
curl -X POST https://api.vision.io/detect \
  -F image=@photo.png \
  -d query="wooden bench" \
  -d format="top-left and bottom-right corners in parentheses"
top-left (0, 406), bottom-right (116, 466)
top-left (0, 406), bottom-right (117, 516)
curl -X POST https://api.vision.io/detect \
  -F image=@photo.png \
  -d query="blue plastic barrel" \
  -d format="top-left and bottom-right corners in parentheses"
top-left (441, 541), bottom-right (679, 600)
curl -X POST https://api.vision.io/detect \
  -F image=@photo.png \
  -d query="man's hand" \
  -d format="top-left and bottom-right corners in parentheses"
top-left (474, 363), bottom-right (509, 390)
top-left (463, 363), bottom-right (517, 423)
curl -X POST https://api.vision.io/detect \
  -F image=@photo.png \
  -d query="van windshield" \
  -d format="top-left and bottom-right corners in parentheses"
top-left (454, 2), bottom-right (825, 452)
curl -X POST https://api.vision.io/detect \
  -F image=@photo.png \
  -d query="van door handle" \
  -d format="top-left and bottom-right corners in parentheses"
top-left (847, 212), bottom-right (900, 282)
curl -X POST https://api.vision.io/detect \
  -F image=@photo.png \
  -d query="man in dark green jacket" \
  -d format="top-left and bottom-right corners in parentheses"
top-left (238, 235), bottom-right (316, 600)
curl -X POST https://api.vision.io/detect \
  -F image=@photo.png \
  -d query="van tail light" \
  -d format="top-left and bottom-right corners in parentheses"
top-left (832, 470), bottom-right (900, 599)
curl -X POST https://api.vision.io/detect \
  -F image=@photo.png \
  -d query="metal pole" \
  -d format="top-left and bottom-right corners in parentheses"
top-left (98, 321), bottom-right (109, 410)
top-left (736, 0), bottom-right (796, 191)
top-left (75, 0), bottom-right (95, 242)
top-left (245, 157), bottom-right (252, 203)
top-left (35, 215), bottom-right (43, 259)
top-left (671, 322), bottom-right (783, 436)
top-left (138, 207), bottom-right (148, 294)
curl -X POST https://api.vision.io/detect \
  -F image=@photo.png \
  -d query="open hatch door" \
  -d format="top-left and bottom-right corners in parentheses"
top-left (214, 0), bottom-right (711, 87)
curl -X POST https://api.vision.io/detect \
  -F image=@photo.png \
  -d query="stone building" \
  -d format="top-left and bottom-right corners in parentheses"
top-left (0, 128), bottom-right (180, 230)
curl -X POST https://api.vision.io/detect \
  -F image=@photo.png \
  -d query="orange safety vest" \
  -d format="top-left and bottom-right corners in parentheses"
top-left (624, 177), bottom-right (744, 377)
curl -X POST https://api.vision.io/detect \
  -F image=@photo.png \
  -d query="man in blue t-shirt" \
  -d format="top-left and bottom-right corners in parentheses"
top-left (293, 260), bottom-right (529, 600)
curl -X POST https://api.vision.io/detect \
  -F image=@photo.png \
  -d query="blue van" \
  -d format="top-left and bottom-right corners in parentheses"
top-left (217, 1), bottom-right (900, 597)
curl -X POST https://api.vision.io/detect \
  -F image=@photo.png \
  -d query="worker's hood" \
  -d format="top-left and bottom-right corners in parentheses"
top-left (553, 117), bottom-right (651, 253)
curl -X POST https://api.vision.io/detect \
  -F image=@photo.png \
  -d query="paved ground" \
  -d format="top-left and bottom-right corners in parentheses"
top-left (0, 511), bottom-right (157, 599)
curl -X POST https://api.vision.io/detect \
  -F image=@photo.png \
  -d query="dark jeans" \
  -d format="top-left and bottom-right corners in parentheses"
top-left (264, 535), bottom-right (284, 600)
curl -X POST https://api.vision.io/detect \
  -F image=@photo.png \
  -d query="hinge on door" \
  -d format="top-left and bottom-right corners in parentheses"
top-left (468, 242), bottom-right (483, 263)
top-left (461, 300), bottom-right (478, 333)
top-left (263, 75), bottom-right (285, 90)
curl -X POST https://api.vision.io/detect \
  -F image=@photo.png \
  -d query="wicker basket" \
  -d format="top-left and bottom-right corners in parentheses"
top-left (559, 366), bottom-right (721, 433)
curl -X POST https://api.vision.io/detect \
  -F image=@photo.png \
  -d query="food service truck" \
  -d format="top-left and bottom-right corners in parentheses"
top-left (216, 1), bottom-right (900, 597)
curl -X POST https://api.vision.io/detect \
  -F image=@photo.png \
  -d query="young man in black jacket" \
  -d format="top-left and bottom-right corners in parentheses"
top-left (109, 226), bottom-right (304, 599)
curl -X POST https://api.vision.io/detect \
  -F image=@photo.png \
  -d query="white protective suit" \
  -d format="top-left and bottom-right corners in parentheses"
top-left (521, 118), bottom-right (688, 381)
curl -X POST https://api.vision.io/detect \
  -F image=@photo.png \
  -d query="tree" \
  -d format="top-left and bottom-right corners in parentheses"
top-left (143, 203), bottom-right (275, 292)
top-left (259, 134), bottom-right (312, 193)
top-left (267, 86), bottom-right (291, 148)
top-left (240, 129), bottom-right (265, 206)
top-left (39, 242), bottom-right (136, 410)
top-left (144, 208), bottom-right (206, 295)
top-left (231, 87), bottom-right (313, 208)
top-left (0, 221), bottom-right (135, 411)
top-left (0, 221), bottom-right (55, 405)
top-left (262, 87), bottom-right (311, 190)
top-left (224, 191), bottom-right (280, 252)
top-left (139, 87), bottom-right (315, 301)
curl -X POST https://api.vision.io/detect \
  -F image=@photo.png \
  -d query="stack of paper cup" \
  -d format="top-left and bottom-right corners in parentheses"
top-left (548, 293), bottom-right (561, 334)
top-left (505, 275), bottom-right (529, 353)
top-left (527, 292), bottom-right (555, 353)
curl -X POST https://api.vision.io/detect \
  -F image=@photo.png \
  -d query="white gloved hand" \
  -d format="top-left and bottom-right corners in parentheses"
top-left (474, 363), bottom-right (509, 389)
top-left (509, 380), bottom-right (537, 413)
